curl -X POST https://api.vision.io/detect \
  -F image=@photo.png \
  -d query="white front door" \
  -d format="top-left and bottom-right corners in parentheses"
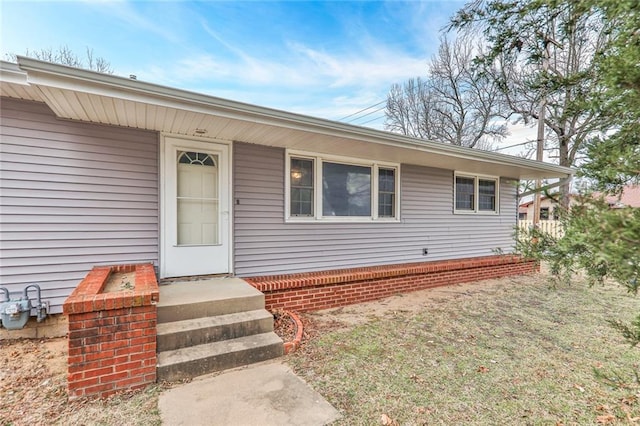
top-left (161, 136), bottom-right (231, 278)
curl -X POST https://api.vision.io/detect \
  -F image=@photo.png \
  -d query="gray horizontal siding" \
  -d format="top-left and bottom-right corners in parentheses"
top-left (233, 142), bottom-right (517, 276)
top-left (0, 98), bottom-right (159, 314)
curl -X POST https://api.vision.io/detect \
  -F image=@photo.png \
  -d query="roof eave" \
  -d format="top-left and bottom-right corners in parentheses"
top-left (12, 57), bottom-right (573, 180)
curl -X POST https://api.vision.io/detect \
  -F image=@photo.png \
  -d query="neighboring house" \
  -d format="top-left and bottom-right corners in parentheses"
top-left (519, 196), bottom-right (562, 221)
top-left (0, 58), bottom-right (572, 314)
top-left (519, 185), bottom-right (640, 221)
top-left (598, 185), bottom-right (640, 209)
top-left (518, 205), bottom-right (528, 220)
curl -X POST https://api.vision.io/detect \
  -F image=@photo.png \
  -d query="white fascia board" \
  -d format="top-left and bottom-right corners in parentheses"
top-left (0, 60), bottom-right (30, 85)
top-left (16, 56), bottom-right (573, 179)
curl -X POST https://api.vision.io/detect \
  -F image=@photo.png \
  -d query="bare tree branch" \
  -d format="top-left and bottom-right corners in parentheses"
top-left (385, 35), bottom-right (508, 149)
top-left (5, 45), bottom-right (113, 74)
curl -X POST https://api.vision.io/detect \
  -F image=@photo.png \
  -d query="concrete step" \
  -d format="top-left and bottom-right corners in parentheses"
top-left (157, 278), bottom-right (265, 323)
top-left (157, 332), bottom-right (284, 382)
top-left (156, 309), bottom-right (275, 352)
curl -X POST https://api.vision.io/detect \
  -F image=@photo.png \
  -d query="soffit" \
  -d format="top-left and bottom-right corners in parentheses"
top-left (31, 86), bottom-right (568, 179)
top-left (2, 58), bottom-right (573, 180)
top-left (0, 62), bottom-right (42, 101)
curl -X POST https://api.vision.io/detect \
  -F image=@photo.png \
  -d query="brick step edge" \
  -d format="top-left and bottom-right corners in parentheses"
top-left (282, 311), bottom-right (304, 355)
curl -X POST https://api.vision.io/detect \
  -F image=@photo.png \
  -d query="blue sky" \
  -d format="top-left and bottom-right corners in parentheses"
top-left (1, 0), bottom-right (467, 129)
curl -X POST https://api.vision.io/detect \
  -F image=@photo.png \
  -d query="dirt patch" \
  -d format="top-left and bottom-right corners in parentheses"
top-left (305, 278), bottom-right (510, 332)
top-left (0, 336), bottom-right (163, 425)
top-left (0, 337), bottom-right (68, 424)
top-left (103, 271), bottom-right (135, 293)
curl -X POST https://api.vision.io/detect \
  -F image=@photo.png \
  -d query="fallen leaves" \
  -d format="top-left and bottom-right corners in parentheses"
top-left (594, 393), bottom-right (640, 424)
top-left (287, 275), bottom-right (640, 425)
top-left (0, 338), bottom-right (68, 424)
top-left (415, 406), bottom-right (429, 414)
top-left (596, 414), bottom-right (616, 424)
top-left (272, 309), bottom-right (296, 342)
top-left (410, 374), bottom-right (425, 384)
top-left (620, 394), bottom-right (640, 423)
top-left (381, 413), bottom-right (399, 426)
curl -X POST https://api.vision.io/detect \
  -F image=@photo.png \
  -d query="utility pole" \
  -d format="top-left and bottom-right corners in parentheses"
top-left (533, 37), bottom-right (550, 228)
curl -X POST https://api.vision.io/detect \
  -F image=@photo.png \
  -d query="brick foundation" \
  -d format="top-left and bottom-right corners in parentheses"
top-left (246, 255), bottom-right (538, 312)
top-left (63, 264), bottom-right (159, 399)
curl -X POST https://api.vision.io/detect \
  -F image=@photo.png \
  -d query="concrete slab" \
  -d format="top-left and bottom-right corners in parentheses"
top-left (157, 332), bottom-right (284, 382)
top-left (159, 361), bottom-right (341, 426)
top-left (158, 277), bottom-right (262, 307)
top-left (157, 278), bottom-right (265, 322)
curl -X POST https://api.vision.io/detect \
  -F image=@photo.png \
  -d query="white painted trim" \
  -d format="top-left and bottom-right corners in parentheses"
top-left (285, 149), bottom-right (400, 223)
top-left (453, 171), bottom-right (500, 215)
top-left (159, 135), bottom-right (166, 276)
top-left (375, 164), bottom-right (401, 221)
top-left (0, 61), bottom-right (29, 84)
top-left (285, 153), bottom-right (316, 220)
top-left (160, 133), bottom-right (233, 277)
top-left (12, 57), bottom-right (573, 180)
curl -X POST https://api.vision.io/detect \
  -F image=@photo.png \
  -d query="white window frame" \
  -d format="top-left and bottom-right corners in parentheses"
top-left (285, 150), bottom-right (400, 222)
top-left (453, 172), bottom-right (500, 215)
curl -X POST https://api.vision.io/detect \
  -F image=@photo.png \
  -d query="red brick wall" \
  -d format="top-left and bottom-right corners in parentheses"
top-left (246, 255), bottom-right (537, 312)
top-left (63, 264), bottom-right (159, 399)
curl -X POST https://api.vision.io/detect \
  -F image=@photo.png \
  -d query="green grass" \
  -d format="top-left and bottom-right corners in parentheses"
top-left (288, 274), bottom-right (640, 425)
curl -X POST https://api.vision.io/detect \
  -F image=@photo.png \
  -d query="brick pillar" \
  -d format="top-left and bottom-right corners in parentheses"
top-left (63, 264), bottom-right (159, 399)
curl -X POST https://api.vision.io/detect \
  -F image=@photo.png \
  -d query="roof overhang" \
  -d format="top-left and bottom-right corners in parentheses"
top-left (1, 57), bottom-right (573, 180)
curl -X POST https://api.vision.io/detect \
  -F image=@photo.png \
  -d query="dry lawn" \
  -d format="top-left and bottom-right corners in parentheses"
top-left (1, 271), bottom-right (638, 425)
top-left (289, 273), bottom-right (640, 425)
top-left (0, 338), bottom-right (163, 425)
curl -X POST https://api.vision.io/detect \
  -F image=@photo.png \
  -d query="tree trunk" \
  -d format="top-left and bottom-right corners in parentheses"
top-left (558, 133), bottom-right (571, 209)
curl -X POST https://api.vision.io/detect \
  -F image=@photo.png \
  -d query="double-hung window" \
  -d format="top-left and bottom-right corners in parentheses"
top-left (454, 173), bottom-right (499, 214)
top-left (378, 168), bottom-right (396, 218)
top-left (289, 158), bottom-right (314, 216)
top-left (287, 151), bottom-right (399, 221)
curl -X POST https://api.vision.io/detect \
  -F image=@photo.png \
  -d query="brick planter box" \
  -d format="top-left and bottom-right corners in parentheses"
top-left (63, 263), bottom-right (159, 399)
top-left (246, 255), bottom-right (537, 312)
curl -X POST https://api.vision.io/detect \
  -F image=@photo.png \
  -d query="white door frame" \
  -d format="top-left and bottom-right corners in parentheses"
top-left (159, 134), bottom-right (233, 278)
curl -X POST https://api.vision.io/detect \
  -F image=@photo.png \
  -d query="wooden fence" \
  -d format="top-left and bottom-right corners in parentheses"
top-left (517, 220), bottom-right (564, 239)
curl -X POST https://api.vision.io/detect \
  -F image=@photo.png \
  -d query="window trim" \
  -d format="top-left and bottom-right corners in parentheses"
top-left (289, 157), bottom-right (315, 217)
top-left (285, 150), bottom-right (400, 222)
top-left (377, 167), bottom-right (397, 218)
top-left (453, 172), bottom-right (500, 215)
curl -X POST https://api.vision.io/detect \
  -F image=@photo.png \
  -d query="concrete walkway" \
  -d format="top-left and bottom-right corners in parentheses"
top-left (159, 361), bottom-right (341, 426)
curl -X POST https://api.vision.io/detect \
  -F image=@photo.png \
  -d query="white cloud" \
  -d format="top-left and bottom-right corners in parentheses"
top-left (87, 1), bottom-right (181, 44)
top-left (288, 42), bottom-right (427, 88)
top-left (124, 1), bottom-right (461, 127)
top-left (142, 37), bottom-right (427, 96)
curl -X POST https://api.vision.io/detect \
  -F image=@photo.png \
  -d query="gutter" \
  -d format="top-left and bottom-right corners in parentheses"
top-left (519, 177), bottom-right (573, 198)
top-left (14, 57), bottom-right (573, 178)
top-left (0, 60), bottom-right (29, 85)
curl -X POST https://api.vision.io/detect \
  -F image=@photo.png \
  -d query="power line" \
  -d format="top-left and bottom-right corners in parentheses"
top-left (338, 99), bottom-right (386, 121)
top-left (345, 105), bottom-right (386, 124)
top-left (491, 140), bottom-right (534, 152)
top-left (356, 114), bottom-right (386, 126)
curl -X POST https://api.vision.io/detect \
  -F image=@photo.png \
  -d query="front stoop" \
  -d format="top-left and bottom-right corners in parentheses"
top-left (156, 278), bottom-right (284, 382)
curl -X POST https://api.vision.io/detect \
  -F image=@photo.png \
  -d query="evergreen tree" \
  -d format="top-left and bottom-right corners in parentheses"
top-left (452, 0), bottom-right (639, 345)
